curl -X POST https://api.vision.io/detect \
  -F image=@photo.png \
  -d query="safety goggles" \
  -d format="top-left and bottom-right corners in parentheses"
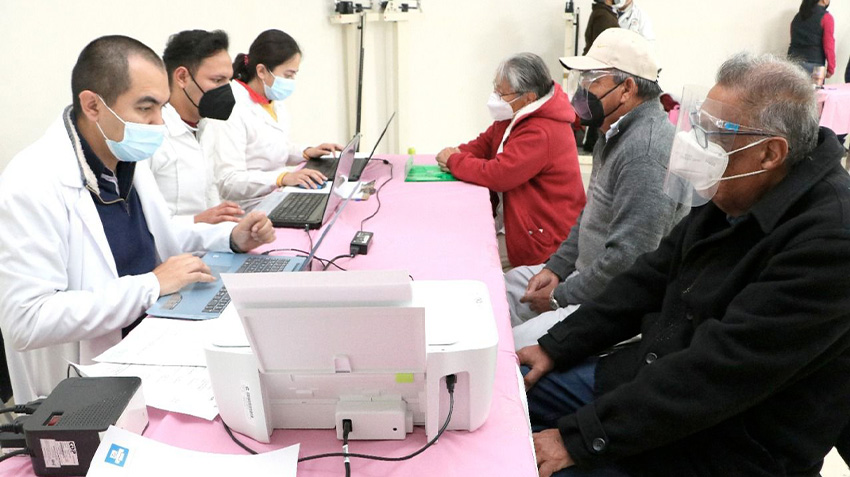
top-left (688, 100), bottom-right (779, 151)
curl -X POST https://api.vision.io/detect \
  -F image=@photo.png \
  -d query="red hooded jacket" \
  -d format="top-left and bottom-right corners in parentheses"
top-left (447, 83), bottom-right (586, 267)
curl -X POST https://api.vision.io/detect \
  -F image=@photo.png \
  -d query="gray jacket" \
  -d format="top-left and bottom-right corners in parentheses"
top-left (545, 99), bottom-right (688, 306)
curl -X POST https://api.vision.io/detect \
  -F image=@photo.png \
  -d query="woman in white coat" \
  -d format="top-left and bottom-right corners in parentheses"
top-left (200, 29), bottom-right (341, 210)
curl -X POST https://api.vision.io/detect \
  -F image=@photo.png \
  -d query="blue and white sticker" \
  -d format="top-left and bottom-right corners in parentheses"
top-left (105, 444), bottom-right (129, 467)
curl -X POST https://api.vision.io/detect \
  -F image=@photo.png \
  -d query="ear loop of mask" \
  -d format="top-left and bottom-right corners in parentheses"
top-left (182, 71), bottom-right (205, 110)
top-left (714, 137), bottom-right (774, 183)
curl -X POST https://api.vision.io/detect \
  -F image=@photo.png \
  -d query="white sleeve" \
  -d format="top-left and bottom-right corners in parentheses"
top-left (639, 9), bottom-right (655, 41)
top-left (200, 111), bottom-right (282, 202)
top-left (0, 179), bottom-right (160, 352)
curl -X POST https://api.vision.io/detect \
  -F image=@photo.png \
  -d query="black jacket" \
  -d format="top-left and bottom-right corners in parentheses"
top-left (788, 5), bottom-right (827, 66)
top-left (539, 128), bottom-right (850, 476)
top-left (584, 3), bottom-right (619, 55)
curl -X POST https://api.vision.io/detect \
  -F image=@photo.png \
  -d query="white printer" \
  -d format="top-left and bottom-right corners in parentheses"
top-left (205, 270), bottom-right (498, 442)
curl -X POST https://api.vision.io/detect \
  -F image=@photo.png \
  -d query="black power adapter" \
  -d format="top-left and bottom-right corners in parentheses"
top-left (350, 231), bottom-right (373, 255)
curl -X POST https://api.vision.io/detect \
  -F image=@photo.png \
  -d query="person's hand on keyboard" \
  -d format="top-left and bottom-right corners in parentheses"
top-left (153, 254), bottom-right (216, 296)
top-left (281, 168), bottom-right (327, 189)
top-left (303, 142), bottom-right (344, 159)
top-left (194, 201), bottom-right (244, 224)
top-left (230, 211), bottom-right (275, 252)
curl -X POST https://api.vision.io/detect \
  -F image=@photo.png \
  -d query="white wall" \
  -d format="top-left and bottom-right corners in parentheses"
top-left (1, 0), bottom-right (848, 173)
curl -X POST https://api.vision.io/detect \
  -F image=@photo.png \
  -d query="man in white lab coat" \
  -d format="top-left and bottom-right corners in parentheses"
top-left (148, 29), bottom-right (244, 225)
top-left (613, 0), bottom-right (655, 42)
top-left (0, 35), bottom-right (276, 403)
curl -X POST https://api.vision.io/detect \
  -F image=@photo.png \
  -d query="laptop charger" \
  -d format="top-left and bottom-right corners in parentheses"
top-left (350, 231), bottom-right (373, 255)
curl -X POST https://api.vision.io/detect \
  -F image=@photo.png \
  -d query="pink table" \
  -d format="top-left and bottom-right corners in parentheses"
top-left (817, 83), bottom-right (850, 136)
top-left (1, 155), bottom-right (537, 476)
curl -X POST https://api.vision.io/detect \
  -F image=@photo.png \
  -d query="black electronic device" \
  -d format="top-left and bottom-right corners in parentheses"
top-left (23, 377), bottom-right (147, 476)
top-left (350, 231), bottom-right (373, 255)
top-left (304, 112), bottom-right (396, 182)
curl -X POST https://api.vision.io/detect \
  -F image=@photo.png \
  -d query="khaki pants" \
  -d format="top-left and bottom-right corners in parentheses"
top-left (497, 233), bottom-right (513, 272)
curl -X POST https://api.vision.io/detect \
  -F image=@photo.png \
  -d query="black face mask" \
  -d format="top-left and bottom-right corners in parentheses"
top-left (571, 81), bottom-right (624, 128)
top-left (183, 75), bottom-right (236, 121)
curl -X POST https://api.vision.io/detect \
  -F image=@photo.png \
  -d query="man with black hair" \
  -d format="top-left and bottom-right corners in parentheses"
top-left (149, 29), bottom-right (243, 225)
top-left (0, 35), bottom-right (275, 403)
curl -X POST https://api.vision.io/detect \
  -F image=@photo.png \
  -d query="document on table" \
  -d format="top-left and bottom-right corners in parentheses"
top-left (87, 426), bottom-right (298, 477)
top-left (73, 362), bottom-right (218, 421)
top-left (93, 316), bottom-right (219, 366)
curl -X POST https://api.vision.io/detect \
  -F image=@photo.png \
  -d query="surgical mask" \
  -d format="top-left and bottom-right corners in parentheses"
top-left (95, 96), bottom-right (166, 163)
top-left (487, 92), bottom-right (522, 121)
top-left (263, 72), bottom-right (296, 101)
top-left (184, 75), bottom-right (235, 120)
top-left (571, 81), bottom-right (623, 128)
top-left (665, 129), bottom-right (769, 204)
top-left (612, 0), bottom-right (627, 8)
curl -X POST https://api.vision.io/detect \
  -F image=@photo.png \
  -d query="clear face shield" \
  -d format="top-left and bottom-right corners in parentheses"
top-left (663, 86), bottom-right (777, 207)
top-left (565, 69), bottom-right (621, 125)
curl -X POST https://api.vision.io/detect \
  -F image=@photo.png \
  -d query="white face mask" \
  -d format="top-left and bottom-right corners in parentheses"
top-left (665, 130), bottom-right (770, 205)
top-left (487, 92), bottom-right (519, 121)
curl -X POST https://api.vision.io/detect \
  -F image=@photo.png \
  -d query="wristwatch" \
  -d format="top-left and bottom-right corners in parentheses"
top-left (549, 289), bottom-right (560, 311)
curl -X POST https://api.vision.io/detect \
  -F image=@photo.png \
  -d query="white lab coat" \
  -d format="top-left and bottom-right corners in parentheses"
top-left (199, 81), bottom-right (305, 211)
top-left (0, 108), bottom-right (234, 403)
top-left (618, 3), bottom-right (655, 41)
top-left (147, 103), bottom-right (220, 225)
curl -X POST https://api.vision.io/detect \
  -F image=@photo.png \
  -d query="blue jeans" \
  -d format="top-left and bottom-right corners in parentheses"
top-left (523, 359), bottom-right (632, 477)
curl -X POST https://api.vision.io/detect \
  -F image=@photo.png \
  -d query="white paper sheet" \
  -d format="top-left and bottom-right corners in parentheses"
top-left (87, 426), bottom-right (299, 477)
top-left (74, 363), bottom-right (218, 421)
top-left (93, 317), bottom-right (219, 367)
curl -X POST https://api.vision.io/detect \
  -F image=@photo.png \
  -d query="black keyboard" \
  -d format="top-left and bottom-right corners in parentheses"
top-left (202, 256), bottom-right (292, 313)
top-left (269, 193), bottom-right (325, 223)
top-left (304, 157), bottom-right (369, 181)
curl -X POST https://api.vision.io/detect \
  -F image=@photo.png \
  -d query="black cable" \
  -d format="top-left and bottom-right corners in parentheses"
top-left (360, 162), bottom-right (393, 232)
top-left (0, 448), bottom-right (32, 462)
top-left (262, 249), bottom-right (349, 271)
top-left (298, 374), bottom-right (456, 464)
top-left (0, 422), bottom-right (23, 434)
top-left (323, 253), bottom-right (355, 271)
top-left (221, 420), bottom-right (258, 455)
top-left (304, 225), bottom-right (314, 253)
top-left (0, 400), bottom-right (43, 415)
top-left (221, 375), bottom-right (458, 466)
top-left (342, 419), bottom-right (352, 477)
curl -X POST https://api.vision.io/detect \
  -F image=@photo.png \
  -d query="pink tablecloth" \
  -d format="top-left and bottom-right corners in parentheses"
top-left (1, 155), bottom-right (537, 476)
top-left (818, 83), bottom-right (850, 135)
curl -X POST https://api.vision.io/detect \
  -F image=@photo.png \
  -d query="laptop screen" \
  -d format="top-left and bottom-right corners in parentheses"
top-left (302, 134), bottom-right (361, 270)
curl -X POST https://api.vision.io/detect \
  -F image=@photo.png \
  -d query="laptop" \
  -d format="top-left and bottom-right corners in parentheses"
top-left (263, 134), bottom-right (360, 229)
top-left (147, 142), bottom-right (363, 320)
top-left (304, 112), bottom-right (396, 182)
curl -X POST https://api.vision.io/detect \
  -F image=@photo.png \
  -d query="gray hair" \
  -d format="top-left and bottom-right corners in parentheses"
top-left (610, 69), bottom-right (663, 101)
top-left (495, 53), bottom-right (553, 100)
top-left (716, 52), bottom-right (819, 166)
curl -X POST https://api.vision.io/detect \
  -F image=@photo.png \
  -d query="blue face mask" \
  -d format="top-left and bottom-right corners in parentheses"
top-left (263, 72), bottom-right (296, 101)
top-left (95, 96), bottom-right (166, 162)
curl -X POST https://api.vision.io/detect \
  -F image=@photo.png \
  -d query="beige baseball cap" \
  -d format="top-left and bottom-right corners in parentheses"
top-left (559, 28), bottom-right (659, 82)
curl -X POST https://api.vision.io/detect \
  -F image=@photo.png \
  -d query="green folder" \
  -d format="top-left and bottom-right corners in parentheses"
top-left (404, 156), bottom-right (458, 182)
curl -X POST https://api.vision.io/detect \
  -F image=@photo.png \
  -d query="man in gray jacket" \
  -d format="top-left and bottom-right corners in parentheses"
top-left (507, 29), bottom-right (688, 349)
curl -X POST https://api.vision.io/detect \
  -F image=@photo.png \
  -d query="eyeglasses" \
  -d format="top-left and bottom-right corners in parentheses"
top-left (688, 106), bottom-right (778, 150)
top-left (494, 89), bottom-right (520, 99)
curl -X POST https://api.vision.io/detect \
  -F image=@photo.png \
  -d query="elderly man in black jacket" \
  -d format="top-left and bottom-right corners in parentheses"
top-left (519, 52), bottom-right (850, 477)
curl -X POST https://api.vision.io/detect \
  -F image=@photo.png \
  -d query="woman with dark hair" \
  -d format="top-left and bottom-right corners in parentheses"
top-left (200, 29), bottom-right (341, 210)
top-left (788, 0), bottom-right (835, 78)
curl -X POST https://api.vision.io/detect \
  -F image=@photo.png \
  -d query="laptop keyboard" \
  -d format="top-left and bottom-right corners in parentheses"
top-left (202, 256), bottom-right (292, 313)
top-left (269, 193), bottom-right (325, 223)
